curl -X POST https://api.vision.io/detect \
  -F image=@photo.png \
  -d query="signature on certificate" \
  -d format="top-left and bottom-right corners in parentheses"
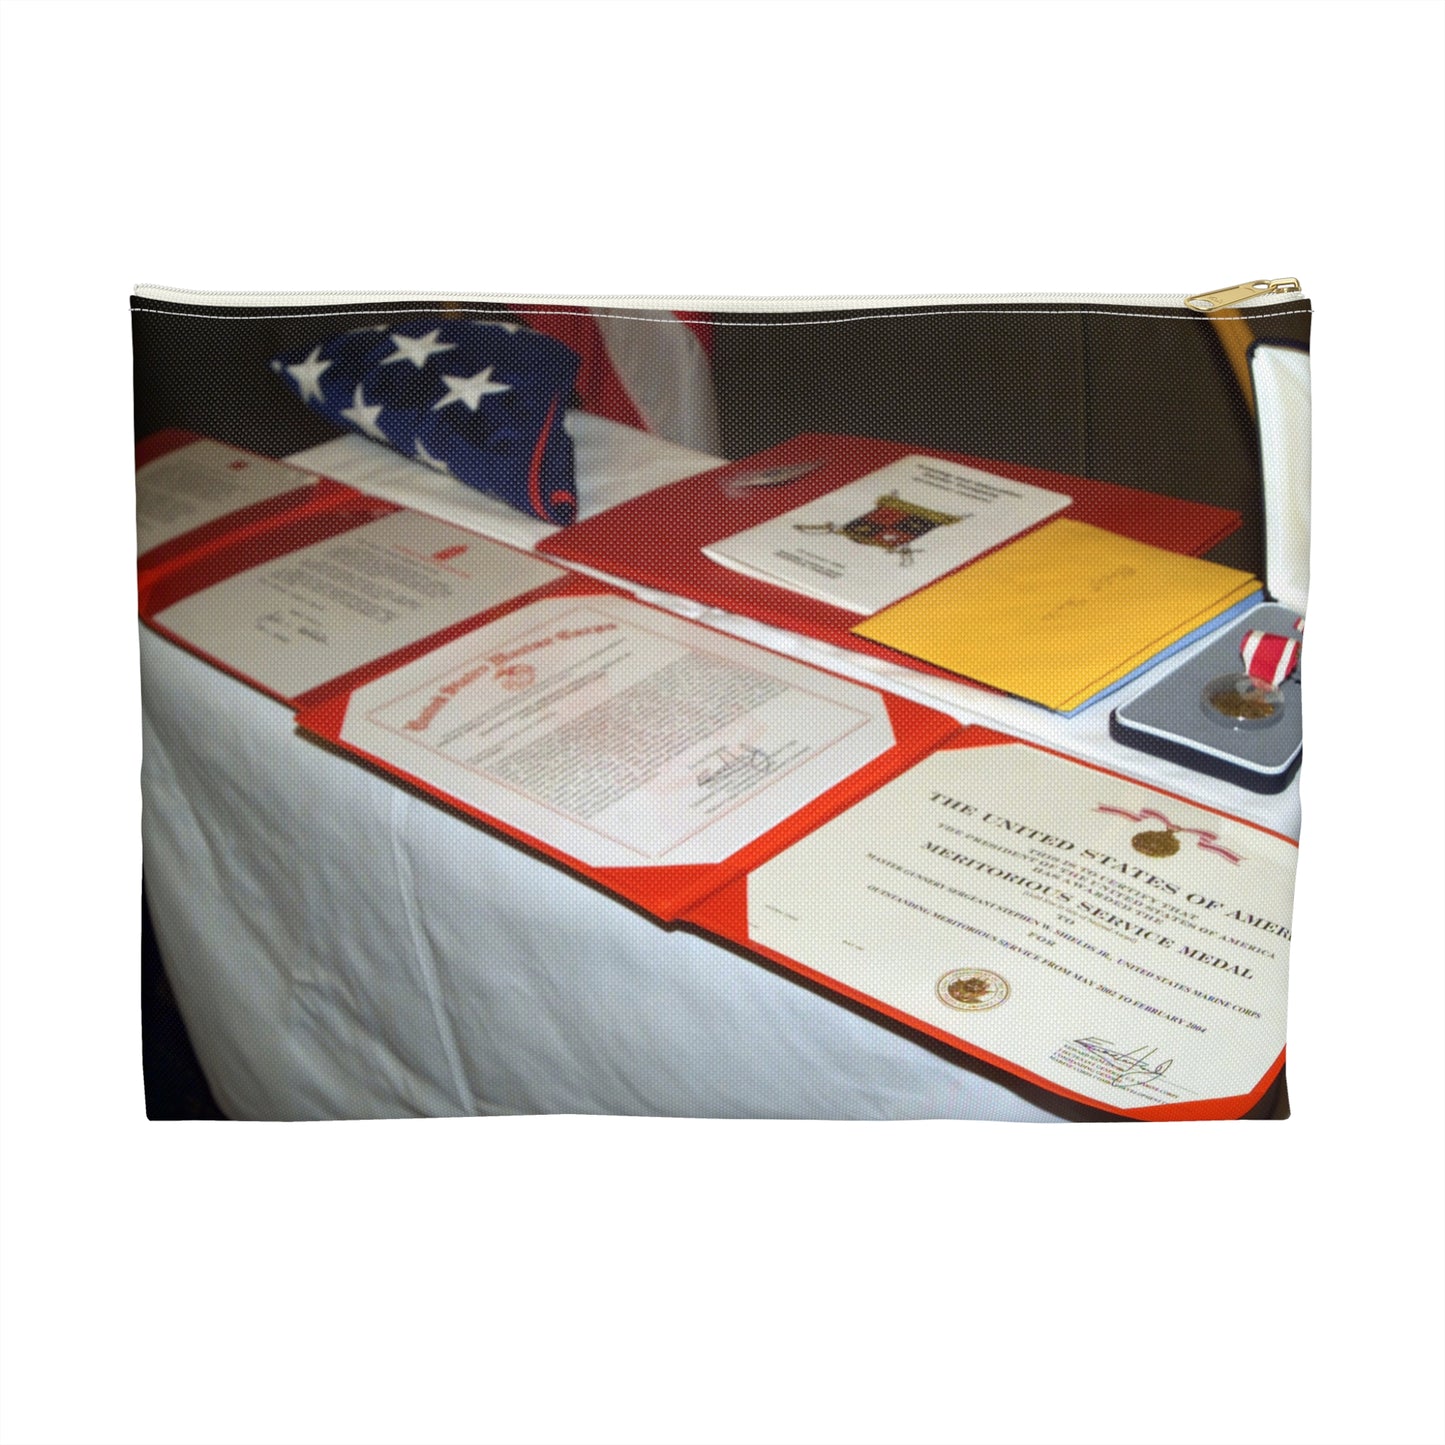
top-left (696, 744), bottom-right (775, 791)
top-left (1072, 1037), bottom-right (1175, 1087)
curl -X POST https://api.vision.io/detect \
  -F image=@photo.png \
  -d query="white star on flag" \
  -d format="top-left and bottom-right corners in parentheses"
top-left (286, 345), bottom-right (333, 404)
top-left (433, 365), bottom-right (512, 411)
top-left (341, 382), bottom-right (389, 442)
top-left (380, 327), bottom-right (458, 368)
top-left (413, 437), bottom-right (455, 476)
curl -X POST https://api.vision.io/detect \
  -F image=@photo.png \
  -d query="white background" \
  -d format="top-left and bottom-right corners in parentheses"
top-left (1, 3), bottom-right (1441, 1443)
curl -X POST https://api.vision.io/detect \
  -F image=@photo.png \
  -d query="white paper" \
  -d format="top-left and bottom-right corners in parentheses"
top-left (746, 742), bottom-right (1294, 1111)
top-left (152, 510), bottom-right (564, 699)
top-left (703, 454), bottom-right (1070, 614)
top-left (136, 438), bottom-right (317, 555)
top-left (286, 411), bottom-right (725, 553)
top-left (336, 594), bottom-right (897, 869)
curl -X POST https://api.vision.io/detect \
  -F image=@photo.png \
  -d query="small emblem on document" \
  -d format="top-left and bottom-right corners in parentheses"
top-left (796, 490), bottom-right (963, 564)
top-left (495, 663), bottom-right (535, 691)
top-left (937, 968), bottom-right (1010, 1011)
top-left (1096, 805), bottom-right (1242, 865)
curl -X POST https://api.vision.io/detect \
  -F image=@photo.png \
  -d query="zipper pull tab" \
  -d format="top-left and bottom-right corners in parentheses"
top-left (1185, 277), bottom-right (1302, 312)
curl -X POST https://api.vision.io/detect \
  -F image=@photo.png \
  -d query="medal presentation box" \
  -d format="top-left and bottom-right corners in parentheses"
top-left (1111, 603), bottom-right (1304, 792)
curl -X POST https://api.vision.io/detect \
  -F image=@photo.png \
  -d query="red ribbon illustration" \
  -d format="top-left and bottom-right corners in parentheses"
top-left (1096, 806), bottom-right (1242, 864)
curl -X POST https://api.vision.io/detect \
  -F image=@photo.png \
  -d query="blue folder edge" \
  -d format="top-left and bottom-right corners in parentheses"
top-left (1053, 590), bottom-right (1265, 717)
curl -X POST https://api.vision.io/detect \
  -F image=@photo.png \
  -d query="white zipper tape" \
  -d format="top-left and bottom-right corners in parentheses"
top-left (133, 284), bottom-right (1309, 314)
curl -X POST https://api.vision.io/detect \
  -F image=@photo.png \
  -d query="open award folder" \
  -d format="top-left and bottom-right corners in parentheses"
top-left (300, 697), bottom-right (1293, 1120)
top-left (538, 433), bottom-right (1245, 693)
top-left (136, 454), bottom-right (956, 920)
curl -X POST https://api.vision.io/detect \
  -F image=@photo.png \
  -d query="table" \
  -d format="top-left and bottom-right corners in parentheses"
top-left (141, 411), bottom-right (1299, 1120)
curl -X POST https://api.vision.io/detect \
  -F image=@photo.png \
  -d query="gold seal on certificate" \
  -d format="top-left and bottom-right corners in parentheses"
top-left (937, 969), bottom-right (1010, 1011)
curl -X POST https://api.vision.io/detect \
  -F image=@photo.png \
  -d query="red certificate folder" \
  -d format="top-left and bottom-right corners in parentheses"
top-left (684, 726), bottom-right (1294, 1121)
top-left (296, 586), bottom-right (962, 922)
top-left (135, 430), bottom-right (358, 588)
top-left (139, 490), bottom-right (581, 710)
top-left (538, 434), bottom-right (1244, 690)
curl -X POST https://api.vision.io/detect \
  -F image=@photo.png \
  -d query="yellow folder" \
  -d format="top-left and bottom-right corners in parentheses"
top-left (852, 519), bottom-right (1260, 712)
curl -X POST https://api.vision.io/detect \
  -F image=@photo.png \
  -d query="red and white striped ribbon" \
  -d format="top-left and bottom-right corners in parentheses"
top-left (1239, 630), bottom-right (1300, 687)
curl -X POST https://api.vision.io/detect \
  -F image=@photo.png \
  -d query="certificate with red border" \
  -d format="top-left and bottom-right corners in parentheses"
top-left (686, 727), bottom-right (1293, 1120)
top-left (297, 589), bottom-right (959, 922)
top-left (136, 431), bottom-right (358, 588)
top-left (140, 494), bottom-right (572, 710)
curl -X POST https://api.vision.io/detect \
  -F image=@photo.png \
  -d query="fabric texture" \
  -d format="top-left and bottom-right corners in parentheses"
top-left (517, 305), bottom-right (721, 455)
top-left (134, 289), bottom-right (1310, 1122)
top-left (271, 318), bottom-right (581, 523)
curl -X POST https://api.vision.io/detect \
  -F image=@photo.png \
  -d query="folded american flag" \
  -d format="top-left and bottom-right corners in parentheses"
top-left (271, 317), bottom-right (582, 523)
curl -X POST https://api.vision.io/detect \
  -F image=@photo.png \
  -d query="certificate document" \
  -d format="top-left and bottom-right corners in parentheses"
top-left (740, 735), bottom-right (1294, 1117)
top-left (150, 510), bottom-right (565, 701)
top-left (137, 437), bottom-right (318, 556)
top-left (702, 454), bottom-right (1070, 615)
top-left (321, 593), bottom-right (898, 872)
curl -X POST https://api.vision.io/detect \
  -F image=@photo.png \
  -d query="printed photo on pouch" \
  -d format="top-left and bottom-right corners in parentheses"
top-left (133, 281), bottom-right (1310, 1122)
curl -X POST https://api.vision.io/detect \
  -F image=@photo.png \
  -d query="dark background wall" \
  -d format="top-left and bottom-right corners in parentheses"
top-left (134, 296), bottom-right (1311, 580)
top-left (712, 302), bottom-right (1310, 577)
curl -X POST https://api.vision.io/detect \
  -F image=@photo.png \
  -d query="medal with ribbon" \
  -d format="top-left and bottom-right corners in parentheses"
top-left (1203, 621), bottom-right (1303, 726)
top-left (1238, 628), bottom-right (1301, 688)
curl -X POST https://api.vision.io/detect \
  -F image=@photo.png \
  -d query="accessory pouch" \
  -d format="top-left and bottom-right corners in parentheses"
top-left (133, 282), bottom-right (1310, 1121)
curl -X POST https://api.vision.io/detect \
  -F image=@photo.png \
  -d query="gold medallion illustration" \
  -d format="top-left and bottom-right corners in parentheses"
top-left (1097, 804), bottom-right (1242, 865)
top-left (937, 968), bottom-right (1010, 1011)
top-left (1131, 829), bottom-right (1181, 858)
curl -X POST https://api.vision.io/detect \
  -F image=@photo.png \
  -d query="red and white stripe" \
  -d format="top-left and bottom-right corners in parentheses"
top-left (1239, 629), bottom-right (1300, 687)
top-left (515, 306), bottom-right (720, 455)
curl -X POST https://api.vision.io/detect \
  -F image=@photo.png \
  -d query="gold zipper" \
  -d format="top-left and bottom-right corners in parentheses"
top-left (1184, 278), bottom-right (1303, 313)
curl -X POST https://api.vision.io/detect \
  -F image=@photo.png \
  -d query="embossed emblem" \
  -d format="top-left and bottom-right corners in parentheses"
top-left (937, 968), bottom-right (1010, 1011)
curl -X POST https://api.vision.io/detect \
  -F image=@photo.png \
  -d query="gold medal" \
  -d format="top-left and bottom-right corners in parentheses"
top-left (1210, 689), bottom-right (1278, 720)
top-left (1131, 829), bottom-right (1181, 857)
top-left (1203, 673), bottom-right (1284, 727)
